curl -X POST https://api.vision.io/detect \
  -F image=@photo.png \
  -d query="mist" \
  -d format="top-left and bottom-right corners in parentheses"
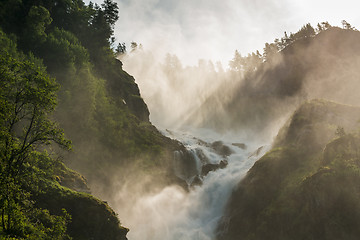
top-left (110, 129), bottom-right (270, 240)
top-left (5, 0), bottom-right (360, 239)
top-left (111, 24), bottom-right (360, 238)
top-left (119, 50), bottom-right (236, 129)
top-left (85, 0), bottom-right (360, 67)
top-left (82, 1), bottom-right (360, 239)
top-left (86, 0), bottom-right (360, 238)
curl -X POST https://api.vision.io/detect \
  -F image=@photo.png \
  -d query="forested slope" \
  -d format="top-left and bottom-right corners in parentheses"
top-left (191, 27), bottom-right (360, 136)
top-left (0, 0), bottom-right (189, 239)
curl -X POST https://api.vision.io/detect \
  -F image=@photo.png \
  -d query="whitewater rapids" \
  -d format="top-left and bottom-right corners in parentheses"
top-left (121, 128), bottom-right (268, 240)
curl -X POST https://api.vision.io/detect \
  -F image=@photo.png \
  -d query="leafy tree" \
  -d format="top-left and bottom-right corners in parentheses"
top-left (23, 6), bottom-right (53, 51)
top-left (0, 0), bottom-right (23, 36)
top-left (229, 50), bottom-right (243, 72)
top-left (0, 51), bottom-right (71, 238)
top-left (101, 0), bottom-right (119, 27)
top-left (291, 23), bottom-right (316, 40)
top-left (321, 21), bottom-right (332, 30)
top-left (263, 42), bottom-right (279, 62)
top-left (342, 20), bottom-right (351, 29)
top-left (229, 50), bottom-right (262, 73)
top-left (116, 42), bottom-right (126, 55)
top-left (316, 23), bottom-right (324, 33)
top-left (42, 27), bottom-right (90, 71)
top-left (341, 20), bottom-right (356, 30)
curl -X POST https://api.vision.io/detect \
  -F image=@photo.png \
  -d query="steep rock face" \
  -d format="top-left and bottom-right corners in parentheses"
top-left (97, 57), bottom-right (150, 122)
top-left (217, 100), bottom-right (360, 240)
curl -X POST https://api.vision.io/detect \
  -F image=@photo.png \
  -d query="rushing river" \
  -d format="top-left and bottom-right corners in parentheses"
top-left (121, 127), bottom-right (269, 240)
top-left (118, 54), bottom-right (272, 239)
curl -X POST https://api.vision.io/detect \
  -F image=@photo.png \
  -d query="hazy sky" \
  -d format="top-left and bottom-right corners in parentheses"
top-left (86, 0), bottom-right (360, 66)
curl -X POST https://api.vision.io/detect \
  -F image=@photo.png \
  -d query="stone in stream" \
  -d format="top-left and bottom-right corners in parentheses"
top-left (201, 160), bottom-right (228, 177)
top-left (232, 143), bottom-right (247, 150)
top-left (190, 175), bottom-right (203, 188)
top-left (211, 141), bottom-right (234, 156)
top-left (248, 146), bottom-right (264, 158)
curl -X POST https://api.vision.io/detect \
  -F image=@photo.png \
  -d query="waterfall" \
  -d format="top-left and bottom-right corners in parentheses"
top-left (121, 128), bottom-right (269, 240)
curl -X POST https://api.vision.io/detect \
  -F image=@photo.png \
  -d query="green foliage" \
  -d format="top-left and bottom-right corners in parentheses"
top-left (24, 6), bottom-right (53, 46)
top-left (0, 0), bottom-right (23, 36)
top-left (0, 1), bottom-right (182, 238)
top-left (42, 27), bottom-right (89, 71)
top-left (0, 31), bottom-right (72, 239)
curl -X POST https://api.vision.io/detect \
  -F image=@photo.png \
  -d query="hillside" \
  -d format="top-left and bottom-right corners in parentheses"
top-left (3, 1), bottom-right (360, 239)
top-left (217, 99), bottom-right (360, 240)
top-left (190, 27), bottom-right (360, 136)
top-left (0, 0), bottom-right (193, 238)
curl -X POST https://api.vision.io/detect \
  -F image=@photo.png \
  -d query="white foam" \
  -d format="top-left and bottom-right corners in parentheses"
top-left (121, 128), bottom-right (269, 240)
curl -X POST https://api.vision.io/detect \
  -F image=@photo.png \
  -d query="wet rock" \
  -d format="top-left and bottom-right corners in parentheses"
top-left (201, 160), bottom-right (228, 177)
top-left (202, 163), bottom-right (219, 176)
top-left (194, 137), bottom-right (211, 147)
top-left (211, 141), bottom-right (234, 156)
top-left (248, 146), bottom-right (264, 158)
top-left (232, 143), bottom-right (247, 150)
top-left (195, 148), bottom-right (209, 164)
top-left (173, 150), bottom-right (198, 181)
top-left (190, 175), bottom-right (203, 188)
top-left (219, 159), bottom-right (228, 169)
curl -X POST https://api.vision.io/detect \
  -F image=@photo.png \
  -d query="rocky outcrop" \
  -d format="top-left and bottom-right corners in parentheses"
top-left (201, 160), bottom-right (228, 176)
top-left (34, 181), bottom-right (128, 240)
top-left (232, 143), bottom-right (247, 150)
top-left (173, 149), bottom-right (199, 181)
top-left (211, 141), bottom-right (234, 156)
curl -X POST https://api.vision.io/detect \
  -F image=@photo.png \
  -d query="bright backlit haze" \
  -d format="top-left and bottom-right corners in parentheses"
top-left (85, 0), bottom-right (360, 66)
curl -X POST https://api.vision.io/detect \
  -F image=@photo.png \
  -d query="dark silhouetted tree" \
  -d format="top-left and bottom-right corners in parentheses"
top-left (116, 42), bottom-right (126, 55)
top-left (263, 42), bottom-right (279, 62)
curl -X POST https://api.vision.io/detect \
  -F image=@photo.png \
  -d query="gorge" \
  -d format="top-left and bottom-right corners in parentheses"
top-left (1, 1), bottom-right (360, 239)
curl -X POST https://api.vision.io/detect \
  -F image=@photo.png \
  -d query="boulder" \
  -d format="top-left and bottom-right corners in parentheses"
top-left (232, 143), bottom-right (247, 150)
top-left (201, 160), bottom-right (228, 177)
top-left (211, 141), bottom-right (234, 156)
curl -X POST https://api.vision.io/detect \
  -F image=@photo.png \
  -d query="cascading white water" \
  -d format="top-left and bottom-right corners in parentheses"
top-left (119, 127), bottom-right (269, 240)
top-left (117, 51), bottom-right (275, 239)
